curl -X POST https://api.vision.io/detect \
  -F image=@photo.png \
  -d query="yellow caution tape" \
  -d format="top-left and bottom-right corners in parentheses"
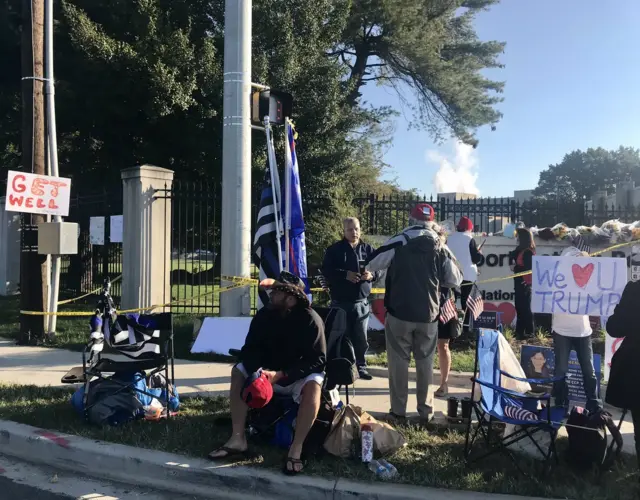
top-left (22, 240), bottom-right (637, 316)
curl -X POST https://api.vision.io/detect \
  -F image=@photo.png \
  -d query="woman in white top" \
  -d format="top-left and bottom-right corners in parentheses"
top-left (552, 247), bottom-right (601, 412)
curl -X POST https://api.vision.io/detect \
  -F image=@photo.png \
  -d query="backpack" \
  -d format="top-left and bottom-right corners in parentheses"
top-left (323, 307), bottom-right (359, 390)
top-left (566, 406), bottom-right (623, 470)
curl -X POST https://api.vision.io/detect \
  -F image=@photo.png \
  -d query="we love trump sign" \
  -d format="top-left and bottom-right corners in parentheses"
top-left (531, 256), bottom-right (627, 317)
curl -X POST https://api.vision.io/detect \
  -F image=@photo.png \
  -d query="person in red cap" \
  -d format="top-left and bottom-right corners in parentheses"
top-left (364, 203), bottom-right (463, 424)
top-left (437, 216), bottom-right (483, 397)
top-left (208, 271), bottom-right (326, 475)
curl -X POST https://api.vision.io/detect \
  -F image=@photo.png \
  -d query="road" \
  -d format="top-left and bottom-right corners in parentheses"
top-left (0, 454), bottom-right (203, 500)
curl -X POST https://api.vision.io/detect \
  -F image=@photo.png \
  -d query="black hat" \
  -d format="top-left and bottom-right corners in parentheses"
top-left (259, 271), bottom-right (309, 308)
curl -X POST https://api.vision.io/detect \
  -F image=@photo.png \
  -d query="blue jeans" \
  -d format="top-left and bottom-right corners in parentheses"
top-left (331, 300), bottom-right (370, 367)
top-left (552, 333), bottom-right (601, 411)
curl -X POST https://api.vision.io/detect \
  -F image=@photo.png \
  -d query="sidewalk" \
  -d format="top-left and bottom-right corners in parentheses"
top-left (0, 338), bottom-right (635, 455)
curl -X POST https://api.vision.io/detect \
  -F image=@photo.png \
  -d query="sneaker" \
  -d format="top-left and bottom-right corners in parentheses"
top-left (358, 367), bottom-right (373, 381)
top-left (384, 412), bottom-right (407, 425)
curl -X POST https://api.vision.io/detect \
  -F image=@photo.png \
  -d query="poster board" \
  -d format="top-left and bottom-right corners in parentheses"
top-left (190, 317), bottom-right (253, 356)
top-left (110, 215), bottom-right (123, 243)
top-left (90, 217), bottom-right (105, 245)
top-left (531, 256), bottom-right (626, 316)
top-left (4, 170), bottom-right (71, 217)
top-left (520, 345), bottom-right (601, 403)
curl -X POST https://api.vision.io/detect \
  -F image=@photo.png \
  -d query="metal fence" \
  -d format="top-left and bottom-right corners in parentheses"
top-left (354, 194), bottom-right (640, 236)
top-left (59, 188), bottom-right (123, 302)
top-left (166, 180), bottom-right (259, 314)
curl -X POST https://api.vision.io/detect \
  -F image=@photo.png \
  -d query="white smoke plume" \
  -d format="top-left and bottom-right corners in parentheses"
top-left (427, 141), bottom-right (480, 195)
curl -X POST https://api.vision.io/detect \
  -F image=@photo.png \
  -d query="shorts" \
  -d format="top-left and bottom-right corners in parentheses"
top-left (235, 363), bottom-right (324, 404)
top-left (438, 319), bottom-right (454, 340)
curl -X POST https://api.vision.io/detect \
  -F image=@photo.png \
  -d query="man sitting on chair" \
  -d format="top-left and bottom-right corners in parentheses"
top-left (208, 271), bottom-right (326, 475)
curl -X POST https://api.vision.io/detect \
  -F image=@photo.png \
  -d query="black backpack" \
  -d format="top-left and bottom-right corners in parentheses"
top-left (566, 407), bottom-right (623, 470)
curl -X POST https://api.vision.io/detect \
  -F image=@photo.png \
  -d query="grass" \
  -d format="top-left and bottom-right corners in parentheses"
top-left (0, 383), bottom-right (637, 499)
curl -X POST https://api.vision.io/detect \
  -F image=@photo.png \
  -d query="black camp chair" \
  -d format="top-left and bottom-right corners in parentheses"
top-left (62, 278), bottom-right (176, 423)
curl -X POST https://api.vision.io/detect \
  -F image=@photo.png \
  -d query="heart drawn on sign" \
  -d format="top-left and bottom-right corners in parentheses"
top-left (571, 263), bottom-right (594, 288)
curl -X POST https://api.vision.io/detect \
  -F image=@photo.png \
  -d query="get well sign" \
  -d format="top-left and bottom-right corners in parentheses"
top-left (4, 170), bottom-right (71, 217)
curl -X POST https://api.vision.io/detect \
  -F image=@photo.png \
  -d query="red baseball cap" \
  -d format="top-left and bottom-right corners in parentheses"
top-left (457, 216), bottom-right (474, 232)
top-left (410, 203), bottom-right (435, 222)
top-left (241, 370), bottom-right (273, 409)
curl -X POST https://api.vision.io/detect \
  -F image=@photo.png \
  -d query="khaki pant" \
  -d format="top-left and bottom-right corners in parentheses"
top-left (385, 313), bottom-right (438, 419)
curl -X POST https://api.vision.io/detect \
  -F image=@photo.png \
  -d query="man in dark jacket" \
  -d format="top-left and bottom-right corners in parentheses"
top-left (605, 279), bottom-right (640, 471)
top-left (322, 217), bottom-right (379, 380)
top-left (208, 272), bottom-right (326, 475)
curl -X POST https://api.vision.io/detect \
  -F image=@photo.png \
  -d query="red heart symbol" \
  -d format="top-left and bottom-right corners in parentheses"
top-left (483, 302), bottom-right (517, 328)
top-left (572, 263), bottom-right (594, 288)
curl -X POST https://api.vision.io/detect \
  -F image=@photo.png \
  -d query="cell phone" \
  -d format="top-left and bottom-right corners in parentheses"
top-left (359, 260), bottom-right (366, 274)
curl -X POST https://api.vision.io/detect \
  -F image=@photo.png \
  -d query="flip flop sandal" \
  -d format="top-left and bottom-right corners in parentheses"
top-left (207, 446), bottom-right (249, 461)
top-left (282, 457), bottom-right (305, 475)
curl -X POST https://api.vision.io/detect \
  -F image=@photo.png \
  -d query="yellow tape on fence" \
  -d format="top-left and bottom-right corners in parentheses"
top-left (21, 240), bottom-right (637, 316)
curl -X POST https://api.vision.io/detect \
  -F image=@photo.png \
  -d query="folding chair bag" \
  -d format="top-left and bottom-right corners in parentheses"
top-left (566, 407), bottom-right (623, 470)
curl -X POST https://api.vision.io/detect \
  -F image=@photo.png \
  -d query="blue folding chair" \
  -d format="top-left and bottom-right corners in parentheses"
top-left (464, 329), bottom-right (566, 475)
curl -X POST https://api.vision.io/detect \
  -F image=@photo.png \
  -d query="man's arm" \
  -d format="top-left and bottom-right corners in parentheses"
top-left (239, 313), bottom-right (265, 374)
top-left (469, 239), bottom-right (483, 265)
top-left (607, 281), bottom-right (640, 338)
top-left (282, 316), bottom-right (327, 384)
top-left (321, 244), bottom-right (346, 284)
top-left (365, 234), bottom-right (405, 273)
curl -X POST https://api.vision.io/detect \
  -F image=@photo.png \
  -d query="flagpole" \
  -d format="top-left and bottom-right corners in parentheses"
top-left (264, 116), bottom-right (284, 273)
top-left (284, 119), bottom-right (292, 272)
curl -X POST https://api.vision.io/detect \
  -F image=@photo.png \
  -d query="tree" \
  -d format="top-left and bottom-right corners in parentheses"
top-left (533, 147), bottom-right (640, 203)
top-left (332, 0), bottom-right (505, 146)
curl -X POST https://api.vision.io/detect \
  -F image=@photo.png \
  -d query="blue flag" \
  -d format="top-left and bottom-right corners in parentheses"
top-left (282, 121), bottom-right (309, 296)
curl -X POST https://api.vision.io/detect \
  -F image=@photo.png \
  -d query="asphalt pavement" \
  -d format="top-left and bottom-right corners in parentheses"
top-left (0, 475), bottom-right (68, 499)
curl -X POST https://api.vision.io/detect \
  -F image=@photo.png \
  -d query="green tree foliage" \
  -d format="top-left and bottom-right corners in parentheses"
top-left (0, 0), bottom-right (505, 265)
top-left (533, 147), bottom-right (640, 203)
top-left (333, 0), bottom-right (505, 146)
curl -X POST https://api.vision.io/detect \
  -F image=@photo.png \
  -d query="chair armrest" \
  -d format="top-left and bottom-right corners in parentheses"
top-left (472, 378), bottom-right (552, 401)
top-left (499, 370), bottom-right (565, 385)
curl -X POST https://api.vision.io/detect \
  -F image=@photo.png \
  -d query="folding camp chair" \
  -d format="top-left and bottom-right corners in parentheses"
top-left (62, 278), bottom-right (176, 423)
top-left (464, 328), bottom-right (566, 475)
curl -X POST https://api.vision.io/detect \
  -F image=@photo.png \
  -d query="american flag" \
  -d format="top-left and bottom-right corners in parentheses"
top-left (252, 170), bottom-right (283, 307)
top-left (573, 235), bottom-right (591, 255)
top-left (466, 285), bottom-right (484, 320)
top-left (439, 297), bottom-right (457, 324)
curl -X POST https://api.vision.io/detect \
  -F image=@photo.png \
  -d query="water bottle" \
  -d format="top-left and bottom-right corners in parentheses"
top-left (367, 459), bottom-right (390, 479)
top-left (361, 424), bottom-right (374, 462)
top-left (378, 459), bottom-right (398, 479)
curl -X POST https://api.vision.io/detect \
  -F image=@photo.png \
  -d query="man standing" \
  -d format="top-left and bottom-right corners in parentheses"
top-left (208, 271), bottom-right (326, 475)
top-left (366, 204), bottom-right (462, 423)
top-left (322, 217), bottom-right (379, 380)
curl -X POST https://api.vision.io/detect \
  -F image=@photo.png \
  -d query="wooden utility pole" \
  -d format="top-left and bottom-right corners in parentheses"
top-left (19, 0), bottom-right (48, 343)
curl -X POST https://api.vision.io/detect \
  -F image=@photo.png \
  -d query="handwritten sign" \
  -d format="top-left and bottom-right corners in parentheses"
top-left (531, 256), bottom-right (627, 317)
top-left (4, 170), bottom-right (71, 217)
top-left (90, 217), bottom-right (105, 245)
top-left (110, 215), bottom-right (123, 243)
top-left (520, 345), bottom-right (601, 403)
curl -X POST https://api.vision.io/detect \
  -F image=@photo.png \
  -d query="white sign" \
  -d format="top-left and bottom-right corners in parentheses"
top-left (190, 317), bottom-right (253, 355)
top-left (531, 256), bottom-right (627, 317)
top-left (4, 170), bottom-right (71, 216)
top-left (604, 332), bottom-right (624, 382)
top-left (89, 217), bottom-right (105, 245)
top-left (110, 215), bottom-right (123, 243)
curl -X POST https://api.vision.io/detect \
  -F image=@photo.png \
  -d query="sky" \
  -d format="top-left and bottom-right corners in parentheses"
top-left (361, 0), bottom-right (640, 198)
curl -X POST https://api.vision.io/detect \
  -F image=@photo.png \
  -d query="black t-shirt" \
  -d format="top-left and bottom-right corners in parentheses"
top-left (240, 307), bottom-right (326, 385)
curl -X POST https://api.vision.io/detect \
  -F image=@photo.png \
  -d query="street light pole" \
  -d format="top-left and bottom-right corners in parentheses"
top-left (220, 0), bottom-right (252, 316)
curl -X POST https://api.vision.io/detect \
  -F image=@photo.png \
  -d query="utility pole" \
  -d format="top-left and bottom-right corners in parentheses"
top-left (220, 0), bottom-right (252, 316)
top-left (19, 0), bottom-right (48, 343)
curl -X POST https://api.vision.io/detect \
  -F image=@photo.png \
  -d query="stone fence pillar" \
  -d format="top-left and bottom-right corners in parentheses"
top-left (121, 165), bottom-right (174, 310)
top-left (0, 197), bottom-right (21, 295)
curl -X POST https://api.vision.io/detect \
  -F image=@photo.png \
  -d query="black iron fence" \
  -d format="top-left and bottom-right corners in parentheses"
top-left (166, 180), bottom-right (259, 314)
top-left (354, 194), bottom-right (640, 235)
top-left (59, 188), bottom-right (123, 302)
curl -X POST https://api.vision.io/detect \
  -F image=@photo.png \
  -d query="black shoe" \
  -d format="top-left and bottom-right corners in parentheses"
top-left (358, 367), bottom-right (373, 381)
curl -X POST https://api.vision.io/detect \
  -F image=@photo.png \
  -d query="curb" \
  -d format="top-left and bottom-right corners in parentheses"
top-left (0, 419), bottom-right (544, 500)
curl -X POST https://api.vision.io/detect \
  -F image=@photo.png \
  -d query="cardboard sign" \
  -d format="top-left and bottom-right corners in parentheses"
top-left (520, 345), bottom-right (601, 403)
top-left (473, 311), bottom-right (499, 330)
top-left (4, 170), bottom-right (71, 216)
top-left (531, 256), bottom-right (627, 317)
